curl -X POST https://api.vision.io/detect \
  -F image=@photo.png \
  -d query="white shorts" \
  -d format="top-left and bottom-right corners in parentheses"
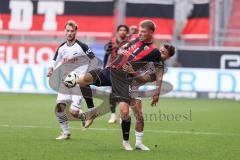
top-left (56, 93), bottom-right (83, 111)
top-left (74, 65), bottom-right (89, 76)
top-left (55, 64), bottom-right (88, 111)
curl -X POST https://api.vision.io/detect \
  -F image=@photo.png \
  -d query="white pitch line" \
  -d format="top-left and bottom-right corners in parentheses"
top-left (0, 124), bottom-right (240, 137)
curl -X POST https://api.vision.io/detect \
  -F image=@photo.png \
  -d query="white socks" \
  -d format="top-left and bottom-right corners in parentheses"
top-left (60, 121), bottom-right (70, 134)
top-left (88, 107), bottom-right (95, 112)
top-left (135, 131), bottom-right (143, 145)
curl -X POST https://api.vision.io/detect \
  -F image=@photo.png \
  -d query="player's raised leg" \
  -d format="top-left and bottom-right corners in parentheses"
top-left (69, 95), bottom-right (86, 127)
top-left (75, 68), bottom-right (111, 128)
top-left (77, 72), bottom-right (97, 128)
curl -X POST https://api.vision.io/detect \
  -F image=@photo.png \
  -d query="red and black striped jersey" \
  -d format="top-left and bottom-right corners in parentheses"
top-left (110, 37), bottom-right (162, 70)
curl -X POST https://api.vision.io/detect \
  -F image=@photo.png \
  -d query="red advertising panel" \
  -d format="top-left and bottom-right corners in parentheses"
top-left (0, 43), bottom-right (57, 64)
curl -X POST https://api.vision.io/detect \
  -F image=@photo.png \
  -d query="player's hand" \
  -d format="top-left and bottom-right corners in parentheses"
top-left (46, 67), bottom-right (53, 77)
top-left (151, 94), bottom-right (159, 106)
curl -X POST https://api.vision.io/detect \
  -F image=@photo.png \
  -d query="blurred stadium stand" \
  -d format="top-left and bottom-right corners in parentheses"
top-left (223, 0), bottom-right (240, 46)
top-left (1, 0), bottom-right (239, 47)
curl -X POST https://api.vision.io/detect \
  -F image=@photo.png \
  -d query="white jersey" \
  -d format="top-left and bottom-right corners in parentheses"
top-left (50, 40), bottom-right (95, 106)
top-left (50, 40), bottom-right (95, 74)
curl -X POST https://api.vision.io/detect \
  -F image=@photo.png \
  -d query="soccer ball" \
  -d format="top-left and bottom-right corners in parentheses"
top-left (64, 72), bottom-right (78, 88)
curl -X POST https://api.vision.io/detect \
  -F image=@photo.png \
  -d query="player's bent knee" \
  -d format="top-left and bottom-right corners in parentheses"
top-left (119, 102), bottom-right (130, 120)
top-left (78, 73), bottom-right (93, 87)
top-left (120, 111), bottom-right (130, 121)
top-left (122, 115), bottom-right (131, 121)
top-left (55, 103), bottom-right (66, 113)
top-left (69, 109), bottom-right (79, 118)
top-left (120, 108), bottom-right (129, 116)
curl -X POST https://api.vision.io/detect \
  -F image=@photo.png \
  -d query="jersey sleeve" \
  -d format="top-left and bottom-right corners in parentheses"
top-left (139, 48), bottom-right (162, 64)
top-left (49, 45), bottom-right (63, 68)
top-left (49, 41), bottom-right (66, 68)
top-left (77, 41), bottom-right (95, 59)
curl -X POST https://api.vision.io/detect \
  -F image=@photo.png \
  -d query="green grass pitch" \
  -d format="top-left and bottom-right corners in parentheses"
top-left (0, 93), bottom-right (240, 160)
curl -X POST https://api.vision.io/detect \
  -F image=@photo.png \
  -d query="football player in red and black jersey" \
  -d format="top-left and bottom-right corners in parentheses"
top-left (65, 20), bottom-right (175, 151)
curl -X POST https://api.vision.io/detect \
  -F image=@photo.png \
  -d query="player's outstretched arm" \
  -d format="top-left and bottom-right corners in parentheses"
top-left (151, 64), bottom-right (164, 106)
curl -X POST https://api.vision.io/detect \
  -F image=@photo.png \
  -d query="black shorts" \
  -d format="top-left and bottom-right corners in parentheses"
top-left (110, 68), bottom-right (133, 104)
top-left (88, 68), bottom-right (112, 86)
top-left (88, 68), bottom-right (133, 104)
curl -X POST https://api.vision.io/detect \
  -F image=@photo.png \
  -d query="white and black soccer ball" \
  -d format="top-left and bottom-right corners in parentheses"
top-left (64, 72), bottom-right (78, 88)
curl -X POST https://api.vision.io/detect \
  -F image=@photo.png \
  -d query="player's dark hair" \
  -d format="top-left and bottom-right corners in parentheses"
top-left (164, 44), bottom-right (176, 57)
top-left (65, 20), bottom-right (78, 31)
top-left (117, 24), bottom-right (129, 33)
top-left (140, 19), bottom-right (156, 32)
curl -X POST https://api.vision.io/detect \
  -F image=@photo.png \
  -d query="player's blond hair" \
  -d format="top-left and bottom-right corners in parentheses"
top-left (65, 20), bottom-right (78, 31)
top-left (140, 19), bottom-right (156, 32)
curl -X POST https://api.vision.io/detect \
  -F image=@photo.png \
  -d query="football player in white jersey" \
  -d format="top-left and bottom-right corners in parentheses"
top-left (46, 20), bottom-right (95, 140)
